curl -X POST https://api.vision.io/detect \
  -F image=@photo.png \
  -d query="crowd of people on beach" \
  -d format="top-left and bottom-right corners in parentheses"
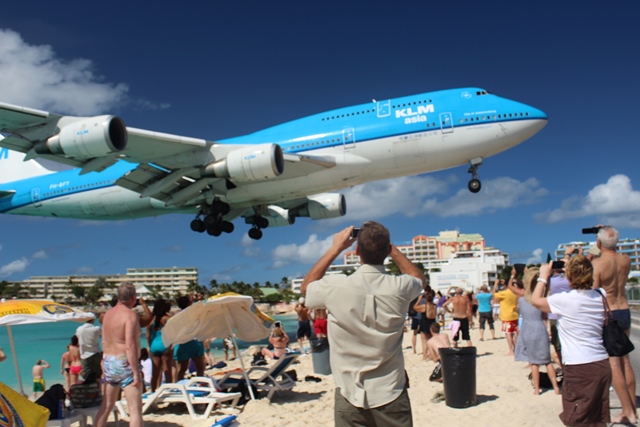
top-left (300, 222), bottom-right (636, 427)
top-left (4, 222), bottom-right (635, 427)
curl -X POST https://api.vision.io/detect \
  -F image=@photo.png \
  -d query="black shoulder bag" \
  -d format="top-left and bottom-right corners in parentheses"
top-left (596, 289), bottom-right (634, 357)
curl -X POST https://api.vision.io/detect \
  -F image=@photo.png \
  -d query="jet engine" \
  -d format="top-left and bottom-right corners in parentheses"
top-left (291, 193), bottom-right (346, 220)
top-left (34, 115), bottom-right (127, 159)
top-left (199, 143), bottom-right (284, 182)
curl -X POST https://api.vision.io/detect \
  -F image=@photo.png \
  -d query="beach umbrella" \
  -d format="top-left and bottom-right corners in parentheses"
top-left (0, 381), bottom-right (50, 427)
top-left (161, 292), bottom-right (274, 400)
top-left (0, 299), bottom-right (95, 395)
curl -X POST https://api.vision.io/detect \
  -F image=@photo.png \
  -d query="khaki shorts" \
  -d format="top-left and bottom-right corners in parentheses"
top-left (335, 387), bottom-right (413, 427)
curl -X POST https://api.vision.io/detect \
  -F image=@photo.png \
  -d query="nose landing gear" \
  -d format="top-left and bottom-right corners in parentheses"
top-left (467, 157), bottom-right (483, 193)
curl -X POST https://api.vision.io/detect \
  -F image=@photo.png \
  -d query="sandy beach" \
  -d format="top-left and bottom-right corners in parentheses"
top-left (105, 325), bottom-right (580, 427)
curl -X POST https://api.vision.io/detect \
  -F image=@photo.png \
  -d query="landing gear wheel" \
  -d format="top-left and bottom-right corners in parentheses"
top-left (190, 219), bottom-right (205, 233)
top-left (206, 225), bottom-right (222, 236)
top-left (248, 227), bottom-right (263, 240)
top-left (204, 214), bottom-right (218, 227)
top-left (467, 157), bottom-right (483, 193)
top-left (468, 178), bottom-right (481, 193)
top-left (255, 216), bottom-right (269, 229)
top-left (211, 200), bottom-right (230, 215)
top-left (221, 221), bottom-right (235, 234)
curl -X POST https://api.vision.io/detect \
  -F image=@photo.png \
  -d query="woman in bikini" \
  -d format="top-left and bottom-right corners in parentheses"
top-left (262, 324), bottom-right (289, 360)
top-left (146, 298), bottom-right (174, 391)
top-left (60, 344), bottom-right (72, 391)
top-left (68, 335), bottom-right (82, 386)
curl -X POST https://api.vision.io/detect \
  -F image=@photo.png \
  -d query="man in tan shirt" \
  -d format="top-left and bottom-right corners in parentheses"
top-left (302, 221), bottom-right (424, 427)
top-left (590, 226), bottom-right (636, 425)
top-left (94, 282), bottom-right (143, 427)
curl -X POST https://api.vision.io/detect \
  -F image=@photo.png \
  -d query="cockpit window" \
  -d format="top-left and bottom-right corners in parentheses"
top-left (475, 90), bottom-right (490, 96)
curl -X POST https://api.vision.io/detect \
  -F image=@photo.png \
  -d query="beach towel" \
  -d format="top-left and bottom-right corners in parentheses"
top-left (449, 320), bottom-right (461, 340)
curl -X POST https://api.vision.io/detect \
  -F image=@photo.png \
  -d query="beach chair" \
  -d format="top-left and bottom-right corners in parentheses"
top-left (216, 353), bottom-right (300, 402)
top-left (116, 376), bottom-right (241, 420)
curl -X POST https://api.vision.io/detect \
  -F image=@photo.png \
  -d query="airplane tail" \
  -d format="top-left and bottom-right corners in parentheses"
top-left (0, 142), bottom-right (54, 184)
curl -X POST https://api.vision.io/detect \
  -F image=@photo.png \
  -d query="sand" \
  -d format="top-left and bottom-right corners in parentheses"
top-left (103, 324), bottom-right (579, 427)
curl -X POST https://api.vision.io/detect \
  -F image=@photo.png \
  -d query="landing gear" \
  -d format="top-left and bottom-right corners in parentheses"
top-left (190, 199), bottom-right (235, 237)
top-left (246, 216), bottom-right (268, 240)
top-left (190, 218), bottom-right (206, 233)
top-left (189, 201), bottom-right (269, 239)
top-left (467, 157), bottom-right (483, 193)
top-left (248, 226), bottom-right (263, 240)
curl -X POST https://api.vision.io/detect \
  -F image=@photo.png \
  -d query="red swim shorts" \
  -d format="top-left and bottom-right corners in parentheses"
top-left (314, 318), bottom-right (327, 336)
top-left (501, 320), bottom-right (518, 333)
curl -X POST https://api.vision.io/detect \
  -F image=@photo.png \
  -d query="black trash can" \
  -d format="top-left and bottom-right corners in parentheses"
top-left (439, 346), bottom-right (477, 408)
top-left (310, 337), bottom-right (331, 375)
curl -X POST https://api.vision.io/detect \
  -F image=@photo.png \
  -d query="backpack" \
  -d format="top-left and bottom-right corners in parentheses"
top-left (69, 381), bottom-right (102, 408)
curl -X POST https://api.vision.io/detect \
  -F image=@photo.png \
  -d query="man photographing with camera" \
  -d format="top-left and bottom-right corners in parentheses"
top-left (301, 221), bottom-right (424, 427)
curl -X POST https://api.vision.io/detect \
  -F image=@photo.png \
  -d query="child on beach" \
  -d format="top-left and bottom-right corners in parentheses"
top-left (32, 359), bottom-right (50, 399)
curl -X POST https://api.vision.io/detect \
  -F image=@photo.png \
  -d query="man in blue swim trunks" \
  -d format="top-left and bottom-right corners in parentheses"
top-left (591, 226), bottom-right (636, 425)
top-left (94, 282), bottom-right (143, 427)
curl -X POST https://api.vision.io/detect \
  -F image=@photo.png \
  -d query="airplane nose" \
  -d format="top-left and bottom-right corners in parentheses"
top-left (528, 106), bottom-right (547, 121)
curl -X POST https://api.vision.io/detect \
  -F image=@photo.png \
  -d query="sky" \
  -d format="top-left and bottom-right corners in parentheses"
top-left (0, 1), bottom-right (638, 286)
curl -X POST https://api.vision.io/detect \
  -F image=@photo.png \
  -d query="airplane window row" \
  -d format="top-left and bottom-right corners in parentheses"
top-left (458, 112), bottom-right (530, 124)
top-left (43, 180), bottom-right (115, 196)
top-left (392, 100), bottom-right (433, 108)
top-left (320, 99), bottom-right (434, 121)
top-left (322, 110), bottom-right (375, 121)
top-left (476, 91), bottom-right (490, 96)
top-left (285, 138), bottom-right (341, 151)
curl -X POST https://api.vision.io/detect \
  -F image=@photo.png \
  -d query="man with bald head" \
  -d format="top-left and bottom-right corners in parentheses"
top-left (590, 226), bottom-right (636, 425)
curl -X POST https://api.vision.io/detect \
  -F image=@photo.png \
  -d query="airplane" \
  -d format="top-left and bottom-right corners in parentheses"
top-left (0, 87), bottom-right (547, 240)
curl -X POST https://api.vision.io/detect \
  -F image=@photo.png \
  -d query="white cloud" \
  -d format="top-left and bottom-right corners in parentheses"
top-left (0, 29), bottom-right (169, 115)
top-left (0, 29), bottom-right (127, 115)
top-left (31, 250), bottom-right (48, 259)
top-left (271, 234), bottom-right (341, 268)
top-left (73, 266), bottom-right (94, 275)
top-left (339, 175), bottom-right (547, 221)
top-left (526, 248), bottom-right (544, 265)
top-left (538, 175), bottom-right (640, 228)
top-left (0, 258), bottom-right (30, 277)
top-left (421, 177), bottom-right (547, 217)
top-left (342, 175), bottom-right (450, 220)
top-left (240, 234), bottom-right (263, 257)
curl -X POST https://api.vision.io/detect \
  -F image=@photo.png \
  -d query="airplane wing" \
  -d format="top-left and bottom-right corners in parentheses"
top-left (0, 102), bottom-right (336, 207)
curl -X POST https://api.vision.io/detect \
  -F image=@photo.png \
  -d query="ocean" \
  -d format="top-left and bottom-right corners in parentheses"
top-left (0, 314), bottom-right (298, 392)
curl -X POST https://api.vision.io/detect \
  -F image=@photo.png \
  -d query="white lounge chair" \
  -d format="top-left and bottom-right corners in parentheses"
top-left (116, 376), bottom-right (241, 420)
top-left (216, 353), bottom-right (299, 402)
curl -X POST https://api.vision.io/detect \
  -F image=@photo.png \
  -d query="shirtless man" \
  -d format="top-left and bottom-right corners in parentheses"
top-left (426, 323), bottom-right (450, 384)
top-left (94, 282), bottom-right (143, 427)
top-left (448, 288), bottom-right (472, 347)
top-left (31, 359), bottom-right (50, 399)
top-left (426, 323), bottom-right (451, 362)
top-left (590, 226), bottom-right (636, 425)
top-left (295, 297), bottom-right (312, 351)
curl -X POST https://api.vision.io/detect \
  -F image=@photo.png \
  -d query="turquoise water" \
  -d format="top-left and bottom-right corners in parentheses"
top-left (0, 314), bottom-right (298, 392)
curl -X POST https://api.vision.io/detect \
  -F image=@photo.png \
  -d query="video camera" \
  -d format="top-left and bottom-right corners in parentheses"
top-left (582, 226), bottom-right (603, 234)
